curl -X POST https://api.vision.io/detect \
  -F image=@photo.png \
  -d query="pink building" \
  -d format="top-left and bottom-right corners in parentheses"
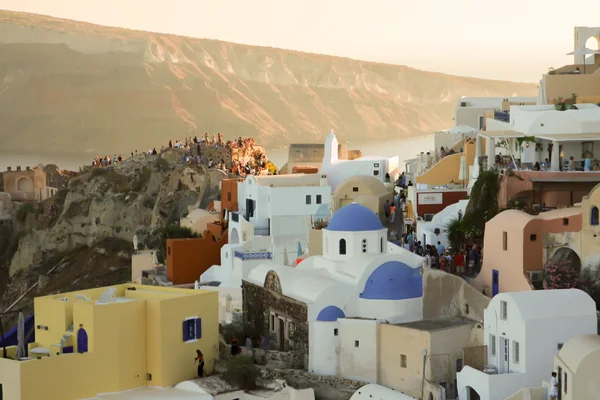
top-left (472, 208), bottom-right (582, 296)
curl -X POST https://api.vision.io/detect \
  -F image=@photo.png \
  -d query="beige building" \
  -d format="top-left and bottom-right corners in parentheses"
top-left (332, 175), bottom-right (393, 223)
top-left (553, 334), bottom-right (600, 400)
top-left (510, 334), bottom-right (600, 400)
top-left (2, 166), bottom-right (47, 202)
top-left (279, 143), bottom-right (362, 174)
top-left (378, 317), bottom-right (484, 400)
top-left (579, 183), bottom-right (600, 269)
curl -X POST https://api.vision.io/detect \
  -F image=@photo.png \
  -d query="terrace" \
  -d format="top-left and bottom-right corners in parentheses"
top-left (458, 345), bottom-right (527, 400)
top-left (544, 60), bottom-right (600, 105)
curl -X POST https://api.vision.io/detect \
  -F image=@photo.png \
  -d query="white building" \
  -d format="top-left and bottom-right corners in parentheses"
top-left (247, 203), bottom-right (425, 382)
top-left (477, 104), bottom-right (600, 178)
top-left (457, 289), bottom-right (597, 400)
top-left (454, 96), bottom-right (537, 131)
top-left (202, 174), bottom-right (331, 287)
top-left (322, 131), bottom-right (400, 191)
top-left (417, 199), bottom-right (468, 248)
top-left (234, 174), bottom-right (331, 238)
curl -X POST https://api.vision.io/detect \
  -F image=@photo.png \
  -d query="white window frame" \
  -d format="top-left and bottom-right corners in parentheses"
top-left (184, 316), bottom-right (200, 344)
top-left (513, 341), bottom-right (520, 364)
top-left (500, 300), bottom-right (508, 320)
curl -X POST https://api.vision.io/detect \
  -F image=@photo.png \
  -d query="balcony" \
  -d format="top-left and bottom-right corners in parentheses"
top-left (458, 366), bottom-right (526, 400)
top-left (233, 251), bottom-right (272, 261)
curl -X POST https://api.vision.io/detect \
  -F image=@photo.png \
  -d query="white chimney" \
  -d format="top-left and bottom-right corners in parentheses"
top-left (320, 174), bottom-right (328, 187)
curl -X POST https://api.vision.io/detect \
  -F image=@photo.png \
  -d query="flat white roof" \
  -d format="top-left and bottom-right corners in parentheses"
top-left (458, 96), bottom-right (537, 109)
top-left (535, 133), bottom-right (600, 141)
top-left (479, 131), bottom-right (525, 138)
top-left (252, 174), bottom-right (322, 187)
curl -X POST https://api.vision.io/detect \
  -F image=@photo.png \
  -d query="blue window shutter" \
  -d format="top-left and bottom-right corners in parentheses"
top-left (183, 320), bottom-right (189, 342)
top-left (195, 318), bottom-right (202, 339)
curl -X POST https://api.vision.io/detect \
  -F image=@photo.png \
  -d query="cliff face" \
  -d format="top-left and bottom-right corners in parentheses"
top-left (0, 11), bottom-right (538, 156)
top-left (0, 151), bottom-right (226, 329)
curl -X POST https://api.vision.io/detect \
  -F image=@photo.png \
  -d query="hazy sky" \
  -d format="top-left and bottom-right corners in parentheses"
top-left (3, 0), bottom-right (600, 82)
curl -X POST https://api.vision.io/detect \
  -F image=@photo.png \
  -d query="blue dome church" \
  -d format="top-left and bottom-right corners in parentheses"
top-left (247, 202), bottom-right (425, 380)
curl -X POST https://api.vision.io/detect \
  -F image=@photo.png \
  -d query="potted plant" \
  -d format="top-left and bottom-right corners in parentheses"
top-left (563, 97), bottom-right (574, 110)
top-left (571, 93), bottom-right (578, 105)
top-left (553, 97), bottom-right (565, 111)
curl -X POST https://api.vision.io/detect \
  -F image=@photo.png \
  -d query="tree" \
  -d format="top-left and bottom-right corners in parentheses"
top-left (544, 260), bottom-right (580, 289)
top-left (156, 223), bottom-right (201, 263)
top-left (446, 217), bottom-right (466, 250)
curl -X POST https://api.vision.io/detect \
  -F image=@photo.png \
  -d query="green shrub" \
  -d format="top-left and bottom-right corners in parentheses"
top-left (156, 223), bottom-right (201, 263)
top-left (222, 355), bottom-right (258, 391)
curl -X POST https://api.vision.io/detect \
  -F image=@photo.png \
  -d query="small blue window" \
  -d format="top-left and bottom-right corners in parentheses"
top-left (183, 318), bottom-right (202, 342)
top-left (591, 206), bottom-right (599, 226)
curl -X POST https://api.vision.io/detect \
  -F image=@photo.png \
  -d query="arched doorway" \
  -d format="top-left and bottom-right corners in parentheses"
top-left (428, 393), bottom-right (434, 400)
top-left (16, 177), bottom-right (33, 192)
top-left (77, 325), bottom-right (88, 353)
top-left (466, 386), bottom-right (480, 400)
top-left (230, 228), bottom-right (240, 245)
top-left (550, 247), bottom-right (581, 272)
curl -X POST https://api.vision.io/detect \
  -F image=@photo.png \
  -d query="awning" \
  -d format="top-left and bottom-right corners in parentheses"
top-left (535, 133), bottom-right (600, 142)
top-left (478, 131), bottom-right (525, 139)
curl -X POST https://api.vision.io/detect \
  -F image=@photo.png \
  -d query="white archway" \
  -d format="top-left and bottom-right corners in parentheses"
top-left (586, 36), bottom-right (600, 50)
top-left (229, 228), bottom-right (240, 245)
top-left (575, 27), bottom-right (600, 64)
top-left (16, 177), bottom-right (33, 192)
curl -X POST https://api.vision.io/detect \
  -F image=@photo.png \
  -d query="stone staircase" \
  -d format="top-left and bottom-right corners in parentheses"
top-left (50, 326), bottom-right (74, 354)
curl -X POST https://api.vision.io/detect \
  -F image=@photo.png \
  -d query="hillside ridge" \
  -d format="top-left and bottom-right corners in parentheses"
top-left (0, 10), bottom-right (538, 155)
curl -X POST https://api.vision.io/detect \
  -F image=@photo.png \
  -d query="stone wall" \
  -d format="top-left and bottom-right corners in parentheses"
top-left (242, 280), bottom-right (308, 366)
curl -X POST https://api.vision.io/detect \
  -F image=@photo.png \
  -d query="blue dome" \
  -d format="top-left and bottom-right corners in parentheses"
top-left (327, 203), bottom-right (383, 232)
top-left (360, 261), bottom-right (423, 300)
top-left (316, 306), bottom-right (346, 321)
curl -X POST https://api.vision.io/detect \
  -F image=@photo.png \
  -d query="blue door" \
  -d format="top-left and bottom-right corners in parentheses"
top-left (77, 328), bottom-right (88, 353)
top-left (492, 269), bottom-right (499, 297)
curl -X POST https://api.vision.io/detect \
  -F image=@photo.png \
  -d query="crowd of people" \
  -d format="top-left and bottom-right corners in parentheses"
top-left (385, 171), bottom-right (483, 277)
top-left (89, 133), bottom-right (276, 177)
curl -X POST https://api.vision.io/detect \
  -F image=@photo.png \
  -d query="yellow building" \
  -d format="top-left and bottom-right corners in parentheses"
top-left (378, 317), bottom-right (483, 400)
top-left (0, 284), bottom-right (218, 400)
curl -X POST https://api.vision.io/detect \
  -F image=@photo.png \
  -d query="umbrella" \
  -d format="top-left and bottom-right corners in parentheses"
top-left (443, 125), bottom-right (479, 136)
top-left (537, 79), bottom-right (547, 105)
top-left (15, 312), bottom-right (25, 359)
top-left (566, 47), bottom-right (600, 73)
top-left (283, 247), bottom-right (289, 266)
top-left (458, 154), bottom-right (467, 183)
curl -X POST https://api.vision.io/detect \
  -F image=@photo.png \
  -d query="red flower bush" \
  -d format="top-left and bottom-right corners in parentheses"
top-left (544, 260), bottom-right (580, 289)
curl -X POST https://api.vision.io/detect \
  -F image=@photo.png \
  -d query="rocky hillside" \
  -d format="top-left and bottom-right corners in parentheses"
top-left (0, 150), bottom-right (226, 329)
top-left (0, 11), bottom-right (537, 156)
